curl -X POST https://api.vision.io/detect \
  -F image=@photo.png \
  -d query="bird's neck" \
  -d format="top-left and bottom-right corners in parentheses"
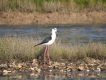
top-left (52, 32), bottom-right (56, 38)
top-left (52, 31), bottom-right (56, 35)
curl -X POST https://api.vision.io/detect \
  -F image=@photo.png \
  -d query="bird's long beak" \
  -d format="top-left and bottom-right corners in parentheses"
top-left (56, 31), bottom-right (61, 34)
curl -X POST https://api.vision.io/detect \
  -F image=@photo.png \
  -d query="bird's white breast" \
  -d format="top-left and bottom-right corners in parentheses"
top-left (44, 33), bottom-right (56, 45)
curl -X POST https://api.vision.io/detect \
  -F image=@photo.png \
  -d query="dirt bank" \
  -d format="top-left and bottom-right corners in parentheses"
top-left (0, 57), bottom-right (106, 78)
top-left (0, 11), bottom-right (106, 25)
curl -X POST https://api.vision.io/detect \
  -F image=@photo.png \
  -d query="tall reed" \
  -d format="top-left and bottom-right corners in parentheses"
top-left (0, 36), bottom-right (42, 61)
top-left (0, 36), bottom-right (106, 62)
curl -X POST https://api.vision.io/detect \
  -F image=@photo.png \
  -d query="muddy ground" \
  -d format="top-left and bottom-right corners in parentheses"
top-left (0, 57), bottom-right (106, 78)
top-left (0, 11), bottom-right (106, 25)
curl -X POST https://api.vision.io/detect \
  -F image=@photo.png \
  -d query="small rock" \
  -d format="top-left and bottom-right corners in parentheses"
top-left (49, 69), bottom-right (52, 72)
top-left (3, 70), bottom-right (11, 75)
top-left (61, 63), bottom-right (65, 66)
top-left (78, 66), bottom-right (85, 71)
top-left (18, 75), bottom-right (22, 79)
top-left (30, 73), bottom-right (35, 76)
top-left (60, 69), bottom-right (64, 73)
top-left (17, 64), bottom-right (22, 69)
top-left (37, 68), bottom-right (41, 73)
top-left (0, 64), bottom-right (8, 69)
top-left (32, 59), bottom-right (37, 64)
top-left (30, 67), bottom-right (35, 71)
top-left (48, 65), bottom-right (53, 68)
top-left (96, 67), bottom-right (101, 72)
top-left (86, 69), bottom-right (90, 72)
top-left (53, 62), bottom-right (60, 66)
top-left (66, 67), bottom-right (71, 72)
top-left (3, 70), bottom-right (11, 73)
top-left (32, 59), bottom-right (38, 66)
top-left (53, 65), bottom-right (58, 69)
top-left (9, 61), bottom-right (16, 68)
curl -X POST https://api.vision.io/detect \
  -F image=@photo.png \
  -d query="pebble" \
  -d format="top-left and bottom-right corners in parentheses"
top-left (49, 69), bottom-right (52, 72)
top-left (3, 70), bottom-right (11, 75)
top-left (78, 66), bottom-right (85, 71)
top-left (37, 68), bottom-right (41, 73)
top-left (30, 67), bottom-right (35, 71)
top-left (17, 64), bottom-right (22, 69)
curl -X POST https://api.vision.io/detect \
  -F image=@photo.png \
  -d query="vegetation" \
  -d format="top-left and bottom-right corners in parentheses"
top-left (0, 0), bottom-right (106, 12)
top-left (0, 36), bottom-right (106, 62)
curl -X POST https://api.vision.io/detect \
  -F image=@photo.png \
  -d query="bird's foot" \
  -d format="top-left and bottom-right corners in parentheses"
top-left (43, 62), bottom-right (47, 67)
top-left (43, 64), bottom-right (47, 68)
top-left (48, 61), bottom-right (52, 66)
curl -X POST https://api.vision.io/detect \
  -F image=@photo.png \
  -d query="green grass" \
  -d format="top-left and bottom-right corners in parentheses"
top-left (0, 36), bottom-right (41, 61)
top-left (0, 36), bottom-right (106, 62)
top-left (0, 0), bottom-right (106, 12)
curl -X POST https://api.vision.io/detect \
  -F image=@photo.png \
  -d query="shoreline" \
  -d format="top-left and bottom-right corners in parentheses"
top-left (0, 12), bottom-right (106, 25)
top-left (0, 57), bottom-right (106, 77)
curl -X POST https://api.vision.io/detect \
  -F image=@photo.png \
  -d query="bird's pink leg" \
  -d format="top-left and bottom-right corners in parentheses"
top-left (44, 46), bottom-right (47, 66)
top-left (47, 45), bottom-right (51, 65)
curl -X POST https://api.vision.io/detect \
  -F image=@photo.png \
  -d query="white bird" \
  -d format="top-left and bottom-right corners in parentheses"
top-left (34, 28), bottom-right (57, 66)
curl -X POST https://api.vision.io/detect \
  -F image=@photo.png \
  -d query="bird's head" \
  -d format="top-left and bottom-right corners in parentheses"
top-left (52, 28), bottom-right (57, 33)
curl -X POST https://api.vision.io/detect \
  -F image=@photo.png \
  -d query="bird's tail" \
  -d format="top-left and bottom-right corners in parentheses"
top-left (34, 43), bottom-right (42, 47)
top-left (34, 44), bottom-right (39, 47)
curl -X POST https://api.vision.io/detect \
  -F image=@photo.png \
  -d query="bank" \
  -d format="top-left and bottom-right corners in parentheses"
top-left (0, 57), bottom-right (106, 78)
top-left (0, 11), bottom-right (106, 25)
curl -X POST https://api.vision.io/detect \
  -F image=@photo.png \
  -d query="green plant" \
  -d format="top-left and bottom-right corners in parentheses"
top-left (0, 36), bottom-right (106, 62)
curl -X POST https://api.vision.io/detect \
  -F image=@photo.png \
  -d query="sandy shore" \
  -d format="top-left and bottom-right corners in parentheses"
top-left (0, 57), bottom-right (106, 78)
top-left (0, 11), bottom-right (106, 25)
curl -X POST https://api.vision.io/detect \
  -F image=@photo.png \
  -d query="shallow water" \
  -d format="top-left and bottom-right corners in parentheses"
top-left (1, 71), bottom-right (106, 80)
top-left (0, 24), bottom-right (106, 44)
top-left (0, 24), bottom-right (106, 79)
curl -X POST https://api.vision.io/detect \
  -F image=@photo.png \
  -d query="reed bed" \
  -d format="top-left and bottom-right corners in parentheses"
top-left (0, 36), bottom-right (41, 61)
top-left (0, 36), bottom-right (106, 62)
top-left (0, 0), bottom-right (106, 12)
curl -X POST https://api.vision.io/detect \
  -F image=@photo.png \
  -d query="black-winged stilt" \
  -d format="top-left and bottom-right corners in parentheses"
top-left (34, 28), bottom-right (57, 66)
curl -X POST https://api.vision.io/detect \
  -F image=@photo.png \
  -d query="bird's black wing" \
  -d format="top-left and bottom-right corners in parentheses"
top-left (34, 36), bottom-right (52, 46)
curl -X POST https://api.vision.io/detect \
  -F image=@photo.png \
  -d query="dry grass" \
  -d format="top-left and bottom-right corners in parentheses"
top-left (0, 36), bottom-right (42, 61)
top-left (0, 0), bottom-right (106, 12)
top-left (42, 1), bottom-right (62, 12)
top-left (0, 36), bottom-right (106, 62)
top-left (51, 42), bottom-right (106, 61)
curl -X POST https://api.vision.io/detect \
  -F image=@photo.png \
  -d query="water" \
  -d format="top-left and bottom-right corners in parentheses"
top-left (0, 24), bottom-right (106, 44)
top-left (0, 24), bottom-right (106, 79)
top-left (1, 71), bottom-right (106, 80)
